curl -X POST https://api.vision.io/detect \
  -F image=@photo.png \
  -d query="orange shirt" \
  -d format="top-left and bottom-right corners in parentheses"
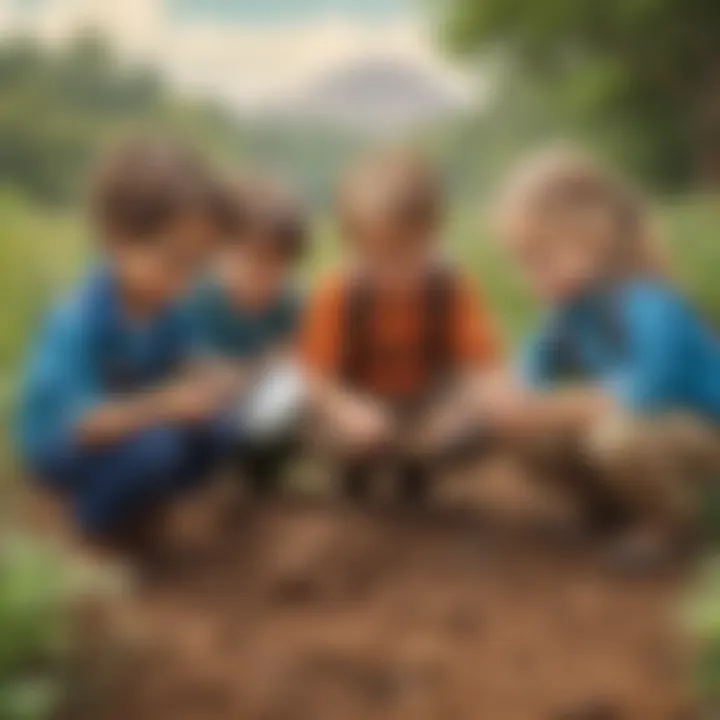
top-left (301, 268), bottom-right (502, 399)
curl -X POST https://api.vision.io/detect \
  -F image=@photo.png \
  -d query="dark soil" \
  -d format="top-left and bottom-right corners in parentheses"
top-left (56, 463), bottom-right (694, 720)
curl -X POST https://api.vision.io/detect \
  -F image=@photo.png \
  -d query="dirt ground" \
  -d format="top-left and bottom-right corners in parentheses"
top-left (56, 461), bottom-right (695, 720)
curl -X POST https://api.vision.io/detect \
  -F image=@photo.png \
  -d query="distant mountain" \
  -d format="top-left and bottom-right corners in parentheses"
top-left (262, 57), bottom-right (469, 133)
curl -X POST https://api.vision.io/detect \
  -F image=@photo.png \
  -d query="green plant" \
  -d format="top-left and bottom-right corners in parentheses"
top-left (688, 561), bottom-right (720, 709)
top-left (0, 535), bottom-right (82, 720)
top-left (438, 0), bottom-right (720, 186)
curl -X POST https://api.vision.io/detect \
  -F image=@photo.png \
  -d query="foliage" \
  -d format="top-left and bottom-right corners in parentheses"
top-left (686, 558), bottom-right (720, 705)
top-left (437, 0), bottom-right (720, 186)
top-left (425, 65), bottom-right (689, 197)
top-left (0, 535), bottom-right (83, 720)
top-left (0, 190), bottom-right (84, 402)
top-left (0, 33), bottom-right (370, 208)
top-left (0, 32), bottom-right (246, 205)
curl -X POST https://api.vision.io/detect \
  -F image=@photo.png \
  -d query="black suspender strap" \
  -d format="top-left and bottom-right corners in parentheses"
top-left (424, 265), bottom-right (454, 386)
top-left (341, 274), bottom-right (374, 387)
top-left (341, 267), bottom-right (456, 395)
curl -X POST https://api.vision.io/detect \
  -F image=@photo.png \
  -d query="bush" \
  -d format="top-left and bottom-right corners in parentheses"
top-left (686, 559), bottom-right (720, 710)
top-left (0, 535), bottom-right (82, 720)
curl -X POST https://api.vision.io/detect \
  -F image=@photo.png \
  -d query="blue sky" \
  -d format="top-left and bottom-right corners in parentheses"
top-left (168, 0), bottom-right (413, 23)
top-left (7, 0), bottom-right (414, 24)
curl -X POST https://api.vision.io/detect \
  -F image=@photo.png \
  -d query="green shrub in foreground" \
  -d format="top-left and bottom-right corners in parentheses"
top-left (0, 536), bottom-right (81, 720)
top-left (686, 559), bottom-right (720, 708)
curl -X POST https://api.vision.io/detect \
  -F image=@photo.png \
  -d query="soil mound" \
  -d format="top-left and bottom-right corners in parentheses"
top-left (61, 482), bottom-right (691, 720)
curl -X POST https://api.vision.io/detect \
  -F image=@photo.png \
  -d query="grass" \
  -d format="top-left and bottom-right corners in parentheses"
top-left (687, 558), bottom-right (720, 706)
top-left (0, 190), bottom-right (86, 403)
top-left (0, 534), bottom-right (91, 720)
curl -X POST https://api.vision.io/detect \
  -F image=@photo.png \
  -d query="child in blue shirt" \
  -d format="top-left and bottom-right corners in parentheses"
top-left (187, 177), bottom-right (306, 498)
top-left (486, 149), bottom-right (720, 567)
top-left (17, 139), bottom-right (239, 538)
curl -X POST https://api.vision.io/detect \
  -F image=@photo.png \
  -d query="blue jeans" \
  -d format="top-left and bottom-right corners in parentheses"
top-left (33, 420), bottom-right (233, 534)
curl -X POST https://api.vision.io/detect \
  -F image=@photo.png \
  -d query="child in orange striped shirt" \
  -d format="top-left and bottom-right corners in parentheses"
top-left (301, 149), bottom-right (503, 502)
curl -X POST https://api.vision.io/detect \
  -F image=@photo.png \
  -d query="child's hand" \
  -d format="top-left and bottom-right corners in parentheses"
top-left (161, 379), bottom-right (229, 423)
top-left (475, 373), bottom-right (539, 439)
top-left (192, 359), bottom-right (249, 398)
top-left (338, 395), bottom-right (394, 455)
top-left (207, 364), bottom-right (250, 398)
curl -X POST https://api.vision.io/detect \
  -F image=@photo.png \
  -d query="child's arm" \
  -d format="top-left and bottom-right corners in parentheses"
top-left (476, 372), bottom-right (615, 440)
top-left (300, 274), bottom-right (394, 453)
top-left (75, 388), bottom-right (169, 447)
top-left (452, 275), bottom-right (505, 373)
top-left (493, 283), bottom-right (687, 438)
top-left (76, 375), bottom-right (231, 447)
top-left (187, 353), bottom-right (251, 394)
top-left (523, 385), bottom-right (614, 433)
top-left (603, 283), bottom-right (685, 414)
top-left (306, 373), bottom-right (394, 454)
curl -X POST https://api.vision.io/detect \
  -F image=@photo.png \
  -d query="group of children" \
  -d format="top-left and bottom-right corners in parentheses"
top-left (16, 138), bottom-right (720, 569)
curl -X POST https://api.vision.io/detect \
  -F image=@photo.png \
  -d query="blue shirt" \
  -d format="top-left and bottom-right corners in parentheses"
top-left (16, 268), bottom-right (193, 459)
top-left (187, 280), bottom-right (300, 360)
top-left (522, 279), bottom-right (720, 420)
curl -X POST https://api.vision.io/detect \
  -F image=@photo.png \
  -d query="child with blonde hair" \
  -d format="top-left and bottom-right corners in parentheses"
top-left (489, 148), bottom-right (720, 568)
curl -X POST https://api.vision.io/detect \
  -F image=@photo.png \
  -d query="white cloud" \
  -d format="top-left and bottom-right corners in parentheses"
top-left (0, 0), bottom-right (475, 112)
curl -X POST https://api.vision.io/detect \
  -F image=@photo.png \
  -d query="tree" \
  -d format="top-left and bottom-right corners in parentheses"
top-left (0, 33), bottom-right (247, 204)
top-left (438, 0), bottom-right (720, 186)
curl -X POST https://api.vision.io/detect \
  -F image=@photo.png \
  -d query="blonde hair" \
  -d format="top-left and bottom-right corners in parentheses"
top-left (494, 147), bottom-right (665, 277)
top-left (338, 148), bottom-right (442, 241)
